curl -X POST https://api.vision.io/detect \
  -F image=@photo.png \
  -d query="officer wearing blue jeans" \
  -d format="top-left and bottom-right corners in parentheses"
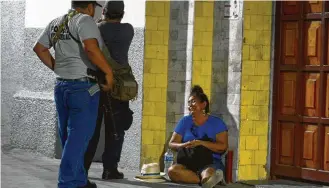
top-left (33, 1), bottom-right (113, 188)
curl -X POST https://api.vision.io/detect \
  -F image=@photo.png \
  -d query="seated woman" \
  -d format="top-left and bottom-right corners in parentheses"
top-left (168, 85), bottom-right (228, 188)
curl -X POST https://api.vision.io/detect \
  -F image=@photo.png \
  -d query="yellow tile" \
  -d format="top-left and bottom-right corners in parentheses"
top-left (145, 1), bottom-right (153, 16)
top-left (258, 165), bottom-right (268, 179)
top-left (263, 16), bottom-right (272, 31)
top-left (244, 30), bottom-right (257, 45)
top-left (154, 102), bottom-right (166, 117)
top-left (247, 76), bottom-right (262, 90)
top-left (145, 16), bottom-right (158, 31)
top-left (145, 31), bottom-right (152, 45)
top-left (240, 120), bottom-right (254, 135)
top-left (250, 15), bottom-right (264, 31)
top-left (260, 31), bottom-right (272, 46)
top-left (161, 88), bottom-right (167, 102)
top-left (142, 130), bottom-right (154, 145)
top-left (202, 32), bottom-right (213, 46)
top-left (262, 45), bottom-right (271, 61)
top-left (238, 165), bottom-right (259, 180)
top-left (244, 15), bottom-right (251, 30)
top-left (163, 31), bottom-right (169, 45)
top-left (164, 1), bottom-right (170, 17)
top-left (156, 45), bottom-right (168, 60)
top-left (254, 90), bottom-right (269, 106)
top-left (240, 105), bottom-right (248, 120)
top-left (258, 2), bottom-right (272, 16)
top-left (247, 106), bottom-right (262, 120)
top-left (144, 45), bottom-right (157, 59)
top-left (260, 75), bottom-right (270, 91)
top-left (155, 74), bottom-right (167, 88)
top-left (201, 76), bottom-right (212, 90)
top-left (146, 144), bottom-right (158, 159)
top-left (245, 136), bottom-right (259, 150)
top-left (244, 2), bottom-right (258, 15)
top-left (194, 1), bottom-right (203, 17)
top-left (241, 90), bottom-right (254, 105)
top-left (143, 101), bottom-right (156, 116)
top-left (243, 45), bottom-right (250, 60)
top-left (144, 88), bottom-right (162, 102)
top-left (147, 2), bottom-right (165, 17)
top-left (258, 135), bottom-right (268, 150)
top-left (202, 2), bottom-right (214, 17)
top-left (147, 59), bottom-right (167, 74)
top-left (241, 75), bottom-right (249, 91)
top-left (201, 63), bottom-right (212, 76)
top-left (143, 73), bottom-right (156, 87)
top-left (149, 116), bottom-right (166, 130)
top-left (255, 31), bottom-right (266, 45)
top-left (239, 150), bottom-right (253, 165)
top-left (258, 106), bottom-right (269, 121)
top-left (158, 17), bottom-right (169, 31)
top-left (153, 130), bottom-right (166, 145)
top-left (193, 31), bottom-right (203, 46)
top-left (254, 150), bottom-right (268, 165)
top-left (205, 18), bottom-right (214, 32)
top-left (239, 136), bottom-right (246, 150)
top-left (193, 46), bottom-right (212, 61)
top-left (254, 61), bottom-right (270, 76)
top-left (249, 45), bottom-right (263, 61)
top-left (158, 118), bottom-right (166, 131)
top-left (242, 61), bottom-right (256, 76)
top-left (194, 17), bottom-right (207, 31)
top-left (151, 31), bottom-right (164, 45)
top-left (142, 115), bottom-right (149, 129)
top-left (254, 121), bottom-right (269, 136)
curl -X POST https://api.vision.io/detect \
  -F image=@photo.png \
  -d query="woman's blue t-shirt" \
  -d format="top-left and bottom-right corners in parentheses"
top-left (174, 115), bottom-right (228, 160)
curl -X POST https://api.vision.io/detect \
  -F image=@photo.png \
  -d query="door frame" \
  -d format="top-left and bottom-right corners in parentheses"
top-left (270, 1), bottom-right (329, 183)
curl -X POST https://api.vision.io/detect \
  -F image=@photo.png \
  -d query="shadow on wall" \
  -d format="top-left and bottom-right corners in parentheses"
top-left (210, 1), bottom-right (242, 182)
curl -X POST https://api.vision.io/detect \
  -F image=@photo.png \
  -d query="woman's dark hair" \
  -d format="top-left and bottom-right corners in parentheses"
top-left (190, 85), bottom-right (210, 113)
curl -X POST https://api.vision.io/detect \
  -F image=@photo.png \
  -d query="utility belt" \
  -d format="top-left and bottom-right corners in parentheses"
top-left (56, 77), bottom-right (97, 83)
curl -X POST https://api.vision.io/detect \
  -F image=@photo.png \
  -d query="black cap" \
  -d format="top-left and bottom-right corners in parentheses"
top-left (103, 0), bottom-right (124, 15)
top-left (71, 1), bottom-right (102, 8)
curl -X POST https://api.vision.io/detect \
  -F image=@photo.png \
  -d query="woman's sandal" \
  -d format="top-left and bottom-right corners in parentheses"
top-left (201, 170), bottom-right (224, 188)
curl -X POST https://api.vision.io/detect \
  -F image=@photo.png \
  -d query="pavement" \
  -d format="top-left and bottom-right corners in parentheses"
top-left (1, 145), bottom-right (243, 188)
top-left (1, 126), bottom-right (329, 188)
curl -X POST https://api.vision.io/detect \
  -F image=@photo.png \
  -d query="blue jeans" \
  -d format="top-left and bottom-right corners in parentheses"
top-left (54, 80), bottom-right (100, 188)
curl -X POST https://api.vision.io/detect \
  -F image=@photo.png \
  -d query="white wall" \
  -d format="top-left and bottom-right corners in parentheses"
top-left (25, 0), bottom-right (145, 28)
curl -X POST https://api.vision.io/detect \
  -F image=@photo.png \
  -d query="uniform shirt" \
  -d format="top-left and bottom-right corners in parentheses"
top-left (97, 22), bottom-right (134, 65)
top-left (174, 115), bottom-right (228, 160)
top-left (36, 12), bottom-right (104, 79)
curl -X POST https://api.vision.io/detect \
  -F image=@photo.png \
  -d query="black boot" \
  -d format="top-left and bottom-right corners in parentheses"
top-left (102, 168), bottom-right (124, 180)
top-left (78, 180), bottom-right (97, 188)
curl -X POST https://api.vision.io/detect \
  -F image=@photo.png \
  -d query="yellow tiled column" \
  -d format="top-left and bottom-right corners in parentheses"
top-left (192, 1), bottom-right (214, 99)
top-left (142, 1), bottom-right (170, 164)
top-left (238, 2), bottom-right (273, 180)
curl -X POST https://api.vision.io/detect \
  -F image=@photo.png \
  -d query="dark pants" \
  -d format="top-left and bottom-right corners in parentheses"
top-left (55, 80), bottom-right (100, 188)
top-left (84, 90), bottom-right (133, 172)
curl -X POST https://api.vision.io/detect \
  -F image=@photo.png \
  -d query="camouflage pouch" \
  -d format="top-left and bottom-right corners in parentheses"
top-left (102, 45), bottom-right (138, 101)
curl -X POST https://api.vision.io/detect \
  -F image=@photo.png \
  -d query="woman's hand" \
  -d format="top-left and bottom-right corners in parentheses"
top-left (185, 140), bottom-right (204, 148)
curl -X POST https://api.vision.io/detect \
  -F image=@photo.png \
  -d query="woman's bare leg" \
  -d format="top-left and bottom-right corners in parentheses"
top-left (168, 164), bottom-right (200, 184)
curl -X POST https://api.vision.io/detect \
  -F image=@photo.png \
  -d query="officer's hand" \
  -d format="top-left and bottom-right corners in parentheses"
top-left (100, 73), bottom-right (114, 92)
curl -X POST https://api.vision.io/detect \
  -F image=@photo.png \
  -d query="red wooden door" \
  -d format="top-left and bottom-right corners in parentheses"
top-left (271, 1), bottom-right (329, 183)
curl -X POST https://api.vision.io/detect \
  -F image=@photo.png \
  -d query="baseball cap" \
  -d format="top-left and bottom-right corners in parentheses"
top-left (103, 0), bottom-right (124, 14)
top-left (71, 1), bottom-right (102, 8)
